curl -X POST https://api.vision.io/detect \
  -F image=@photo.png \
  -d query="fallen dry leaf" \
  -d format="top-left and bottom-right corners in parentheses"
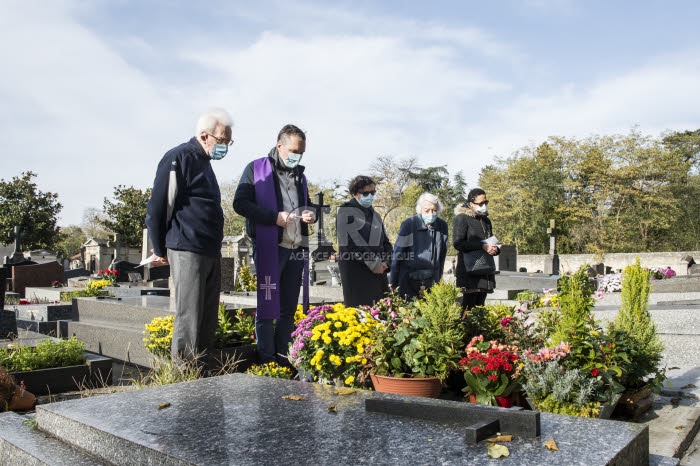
top-left (675, 426), bottom-right (684, 430)
top-left (282, 395), bottom-right (308, 401)
top-left (157, 403), bottom-right (171, 410)
top-left (670, 397), bottom-right (682, 406)
top-left (332, 387), bottom-right (357, 396)
top-left (544, 438), bottom-right (558, 451)
top-left (486, 435), bottom-right (513, 443)
top-left (668, 366), bottom-right (680, 370)
top-left (328, 405), bottom-right (338, 413)
top-left (681, 384), bottom-right (697, 389)
top-left (487, 443), bottom-right (510, 458)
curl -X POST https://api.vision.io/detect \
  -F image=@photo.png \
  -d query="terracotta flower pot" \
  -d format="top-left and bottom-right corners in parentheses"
top-left (370, 373), bottom-right (442, 398)
top-left (8, 385), bottom-right (35, 412)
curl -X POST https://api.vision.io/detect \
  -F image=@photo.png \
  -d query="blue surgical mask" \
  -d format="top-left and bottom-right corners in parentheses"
top-left (422, 213), bottom-right (438, 225)
top-left (283, 152), bottom-right (303, 168)
top-left (359, 193), bottom-right (374, 207)
top-left (209, 144), bottom-right (228, 160)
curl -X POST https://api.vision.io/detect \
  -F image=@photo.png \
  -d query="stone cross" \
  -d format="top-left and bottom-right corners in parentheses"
top-left (546, 219), bottom-right (558, 255)
top-left (313, 192), bottom-right (331, 244)
top-left (109, 233), bottom-right (121, 269)
top-left (11, 225), bottom-right (23, 254)
top-left (4, 225), bottom-right (26, 264)
top-left (309, 192), bottom-right (336, 262)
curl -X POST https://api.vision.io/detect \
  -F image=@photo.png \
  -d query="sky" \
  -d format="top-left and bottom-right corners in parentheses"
top-left (1, 0), bottom-right (699, 227)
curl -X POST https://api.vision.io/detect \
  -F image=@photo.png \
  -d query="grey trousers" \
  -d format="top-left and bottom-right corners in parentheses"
top-left (168, 249), bottom-right (221, 366)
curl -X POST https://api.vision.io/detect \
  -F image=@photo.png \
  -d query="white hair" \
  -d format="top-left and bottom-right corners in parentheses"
top-left (415, 192), bottom-right (443, 214)
top-left (195, 108), bottom-right (233, 135)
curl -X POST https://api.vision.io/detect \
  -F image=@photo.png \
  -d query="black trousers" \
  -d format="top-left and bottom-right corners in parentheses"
top-left (462, 291), bottom-right (487, 310)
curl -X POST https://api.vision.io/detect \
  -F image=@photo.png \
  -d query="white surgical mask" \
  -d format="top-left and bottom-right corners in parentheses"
top-left (283, 152), bottom-right (303, 168)
top-left (475, 205), bottom-right (488, 215)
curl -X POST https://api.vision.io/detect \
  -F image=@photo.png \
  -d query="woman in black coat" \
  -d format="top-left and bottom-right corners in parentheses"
top-left (453, 188), bottom-right (500, 310)
top-left (336, 176), bottom-right (393, 307)
top-left (390, 192), bottom-right (448, 300)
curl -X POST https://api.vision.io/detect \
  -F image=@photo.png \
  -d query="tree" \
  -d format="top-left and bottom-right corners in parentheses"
top-left (220, 181), bottom-right (246, 237)
top-left (101, 185), bottom-right (152, 248)
top-left (0, 171), bottom-right (62, 250)
top-left (54, 225), bottom-right (87, 259)
top-left (81, 207), bottom-right (110, 239)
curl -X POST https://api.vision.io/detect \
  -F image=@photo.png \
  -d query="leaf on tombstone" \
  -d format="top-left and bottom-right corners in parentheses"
top-left (157, 402), bottom-right (171, 410)
top-left (282, 395), bottom-right (308, 401)
top-left (486, 435), bottom-right (513, 443)
top-left (675, 425), bottom-right (684, 430)
top-left (681, 384), bottom-right (696, 389)
top-left (487, 443), bottom-right (510, 458)
top-left (671, 397), bottom-right (681, 406)
top-left (332, 387), bottom-right (357, 396)
top-left (544, 438), bottom-right (558, 451)
top-left (328, 405), bottom-right (338, 413)
top-left (668, 366), bottom-right (680, 370)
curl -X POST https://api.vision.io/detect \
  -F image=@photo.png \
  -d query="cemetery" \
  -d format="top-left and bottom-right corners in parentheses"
top-left (0, 211), bottom-right (698, 465)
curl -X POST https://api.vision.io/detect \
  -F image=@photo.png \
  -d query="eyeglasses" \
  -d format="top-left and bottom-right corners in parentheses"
top-left (206, 132), bottom-right (234, 147)
top-left (360, 190), bottom-right (377, 197)
top-left (473, 200), bottom-right (489, 206)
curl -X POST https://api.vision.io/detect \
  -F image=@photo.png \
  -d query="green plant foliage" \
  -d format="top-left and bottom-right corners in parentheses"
top-left (215, 304), bottom-right (256, 348)
top-left (101, 185), bottom-right (151, 248)
top-left (371, 283), bottom-right (465, 381)
top-left (461, 303), bottom-right (511, 342)
top-left (550, 266), bottom-right (596, 346)
top-left (235, 263), bottom-right (257, 291)
top-left (612, 258), bottom-right (665, 391)
top-left (0, 338), bottom-right (86, 372)
top-left (0, 171), bottom-right (62, 250)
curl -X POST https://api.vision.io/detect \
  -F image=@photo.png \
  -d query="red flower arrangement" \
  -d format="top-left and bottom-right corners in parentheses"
top-left (97, 269), bottom-right (120, 284)
top-left (459, 335), bottom-right (521, 406)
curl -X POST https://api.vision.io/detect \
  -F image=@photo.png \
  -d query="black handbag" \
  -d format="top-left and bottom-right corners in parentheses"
top-left (462, 250), bottom-right (496, 275)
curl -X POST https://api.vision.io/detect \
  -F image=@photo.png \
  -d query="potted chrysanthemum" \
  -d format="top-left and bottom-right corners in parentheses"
top-left (289, 303), bottom-right (378, 387)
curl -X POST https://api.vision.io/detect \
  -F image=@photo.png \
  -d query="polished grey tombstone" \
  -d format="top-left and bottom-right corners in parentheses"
top-left (33, 373), bottom-right (653, 465)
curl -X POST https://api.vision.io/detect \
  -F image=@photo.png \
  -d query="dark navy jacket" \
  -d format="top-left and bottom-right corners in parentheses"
top-left (390, 214), bottom-right (448, 299)
top-left (232, 149), bottom-right (316, 247)
top-left (145, 137), bottom-right (224, 258)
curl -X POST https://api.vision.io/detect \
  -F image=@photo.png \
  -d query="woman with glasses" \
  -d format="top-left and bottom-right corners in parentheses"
top-left (336, 175), bottom-right (393, 306)
top-left (453, 188), bottom-right (500, 311)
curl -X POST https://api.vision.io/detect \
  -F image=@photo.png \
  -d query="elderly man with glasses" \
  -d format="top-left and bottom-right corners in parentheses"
top-left (145, 108), bottom-right (234, 370)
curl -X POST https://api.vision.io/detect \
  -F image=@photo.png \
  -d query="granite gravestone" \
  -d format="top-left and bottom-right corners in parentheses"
top-left (28, 373), bottom-right (654, 465)
top-left (11, 262), bottom-right (65, 298)
top-left (497, 245), bottom-right (517, 272)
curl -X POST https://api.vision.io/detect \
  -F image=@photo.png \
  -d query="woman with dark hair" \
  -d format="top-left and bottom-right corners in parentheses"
top-left (336, 175), bottom-right (393, 306)
top-left (453, 188), bottom-right (500, 310)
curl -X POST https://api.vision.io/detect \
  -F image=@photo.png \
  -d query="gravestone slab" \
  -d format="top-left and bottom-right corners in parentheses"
top-left (10, 261), bottom-right (65, 298)
top-left (0, 310), bottom-right (17, 338)
top-left (35, 374), bottom-right (651, 465)
top-left (497, 245), bottom-right (517, 272)
top-left (64, 268), bottom-right (91, 280)
top-left (221, 257), bottom-right (236, 292)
